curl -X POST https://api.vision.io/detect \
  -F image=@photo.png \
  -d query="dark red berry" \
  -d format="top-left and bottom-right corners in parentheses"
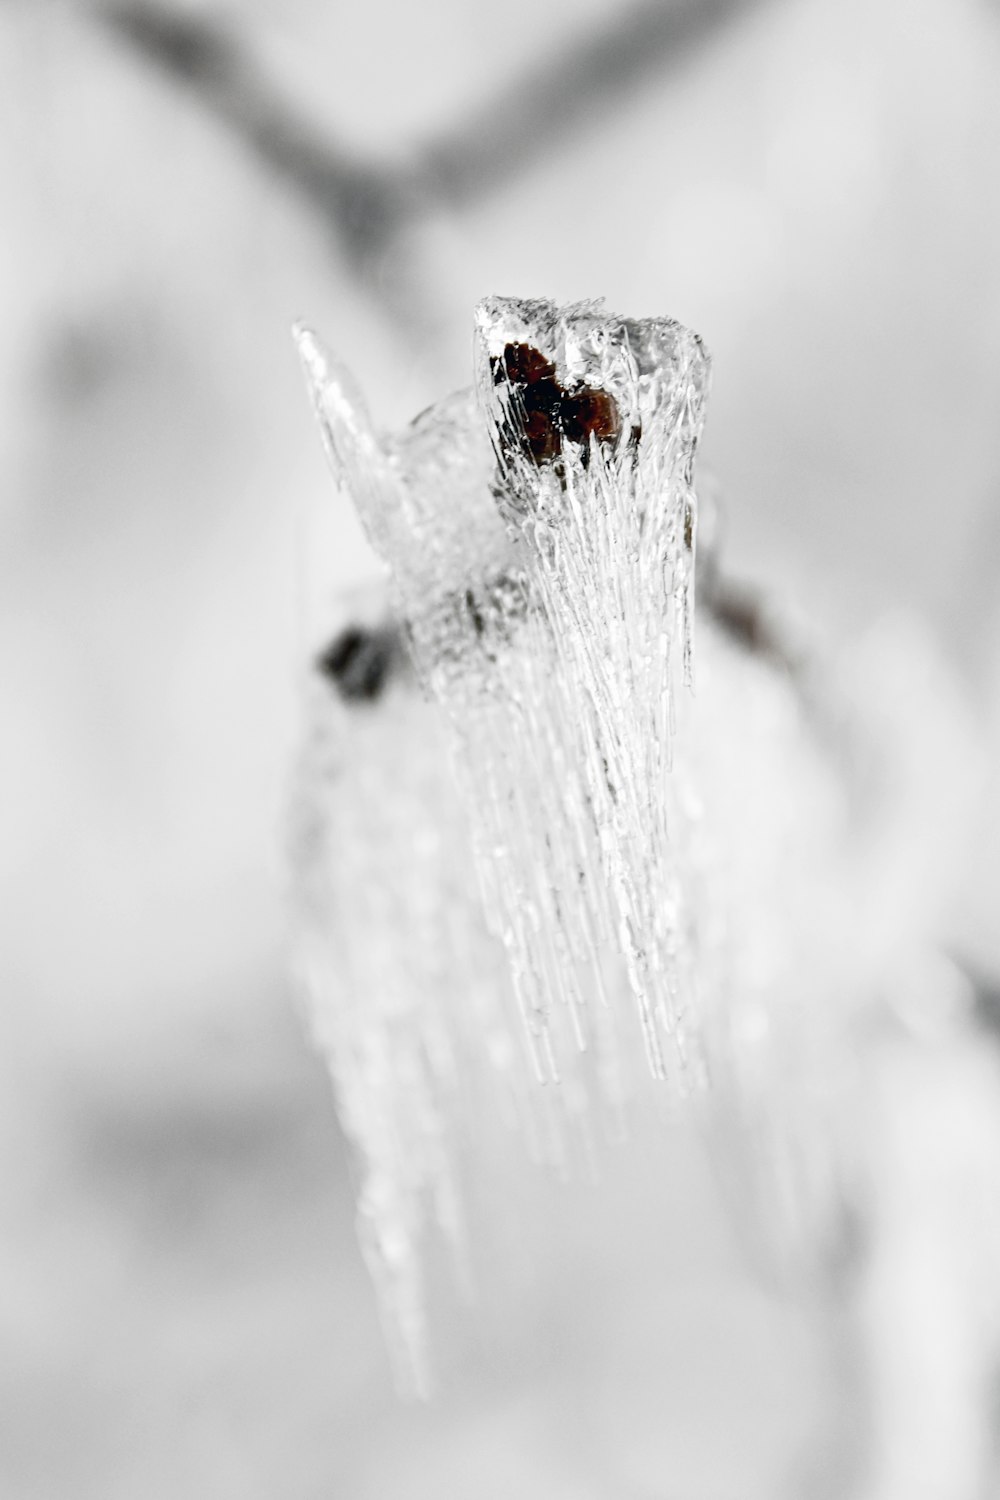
top-left (497, 342), bottom-right (557, 386)
top-left (491, 340), bottom-right (622, 468)
top-left (559, 386), bottom-right (622, 446)
top-left (521, 376), bottom-right (562, 423)
top-left (522, 406), bottom-right (561, 462)
top-left (512, 371), bottom-right (563, 462)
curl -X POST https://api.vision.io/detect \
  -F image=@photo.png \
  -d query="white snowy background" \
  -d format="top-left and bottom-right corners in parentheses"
top-left (2, 0), bottom-right (1000, 1495)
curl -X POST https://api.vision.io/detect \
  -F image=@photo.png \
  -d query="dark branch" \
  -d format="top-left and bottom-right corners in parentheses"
top-left (965, 961), bottom-right (1000, 1043)
top-left (701, 577), bottom-right (807, 678)
top-left (414, 0), bottom-right (751, 205)
top-left (97, 2), bottom-right (422, 278)
top-left (97, 0), bottom-right (753, 252)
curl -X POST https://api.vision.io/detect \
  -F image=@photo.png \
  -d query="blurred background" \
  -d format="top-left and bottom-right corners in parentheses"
top-left (2, 0), bottom-right (1000, 1495)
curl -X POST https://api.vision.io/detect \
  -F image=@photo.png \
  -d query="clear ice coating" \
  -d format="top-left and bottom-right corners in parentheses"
top-left (298, 300), bottom-right (712, 1087)
top-left (473, 298), bottom-right (709, 1082)
top-left (291, 298), bottom-right (991, 1405)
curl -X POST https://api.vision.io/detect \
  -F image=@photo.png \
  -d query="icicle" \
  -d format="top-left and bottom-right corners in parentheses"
top-left (472, 297), bottom-right (712, 1080)
top-left (292, 298), bottom-right (986, 1414)
top-left (291, 302), bottom-right (719, 1378)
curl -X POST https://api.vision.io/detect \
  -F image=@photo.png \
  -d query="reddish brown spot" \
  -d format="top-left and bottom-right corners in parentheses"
top-left (496, 341), bottom-right (557, 386)
top-left (521, 376), bottom-right (561, 419)
top-left (522, 405), bottom-right (561, 462)
top-left (559, 386), bottom-right (622, 446)
top-left (492, 339), bottom-right (621, 466)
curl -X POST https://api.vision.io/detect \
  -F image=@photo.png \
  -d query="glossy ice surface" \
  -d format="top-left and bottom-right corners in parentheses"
top-left (295, 301), bottom-right (992, 1424)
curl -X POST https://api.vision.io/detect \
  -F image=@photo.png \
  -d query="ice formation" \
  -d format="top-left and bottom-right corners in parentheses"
top-left (291, 297), bottom-right (996, 1437)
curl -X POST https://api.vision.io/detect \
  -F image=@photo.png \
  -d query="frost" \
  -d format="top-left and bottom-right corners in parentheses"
top-left (291, 300), bottom-right (986, 1401)
top-left (290, 299), bottom-right (803, 1387)
top-left (473, 298), bottom-right (710, 1080)
top-left (292, 631), bottom-right (485, 1397)
top-left (297, 301), bottom-right (711, 1081)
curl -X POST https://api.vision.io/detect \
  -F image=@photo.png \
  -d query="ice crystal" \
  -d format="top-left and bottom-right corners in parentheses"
top-left (299, 300), bottom-right (712, 1085)
top-left (473, 298), bottom-right (711, 1082)
top-left (293, 624), bottom-right (482, 1396)
top-left (291, 298), bottom-right (982, 1395)
top-left (291, 300), bottom-right (819, 1387)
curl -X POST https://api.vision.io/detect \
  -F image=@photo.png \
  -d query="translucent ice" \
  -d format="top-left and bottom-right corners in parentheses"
top-left (292, 300), bottom-right (987, 1406)
top-left (298, 301), bottom-right (713, 1088)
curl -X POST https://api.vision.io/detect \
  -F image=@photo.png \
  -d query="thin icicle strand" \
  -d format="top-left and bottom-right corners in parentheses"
top-left (474, 297), bottom-right (711, 1081)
